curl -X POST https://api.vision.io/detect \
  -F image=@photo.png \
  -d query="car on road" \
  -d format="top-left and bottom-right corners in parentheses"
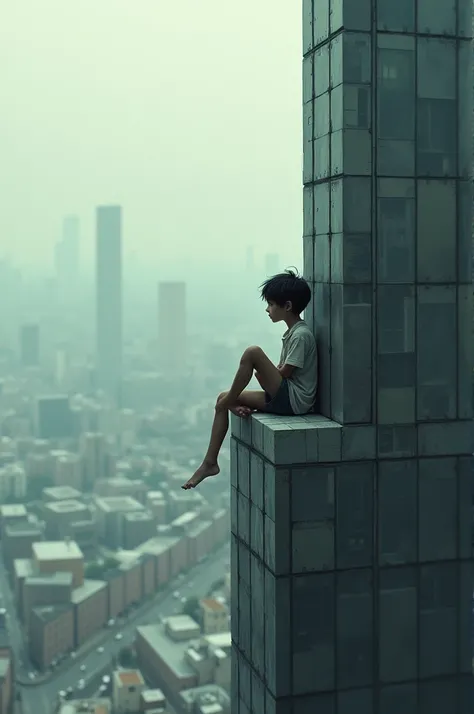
top-left (97, 646), bottom-right (104, 654)
top-left (115, 633), bottom-right (123, 641)
top-left (58, 690), bottom-right (66, 700)
top-left (80, 664), bottom-right (86, 672)
top-left (173, 591), bottom-right (180, 599)
top-left (70, 651), bottom-right (77, 659)
top-left (77, 679), bottom-right (85, 690)
top-left (107, 618), bottom-right (115, 627)
top-left (102, 675), bottom-right (111, 685)
top-left (66, 687), bottom-right (73, 697)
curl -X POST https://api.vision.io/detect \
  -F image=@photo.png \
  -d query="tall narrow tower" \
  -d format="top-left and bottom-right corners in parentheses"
top-left (158, 282), bottom-right (186, 375)
top-left (55, 215), bottom-right (80, 296)
top-left (96, 206), bottom-right (122, 401)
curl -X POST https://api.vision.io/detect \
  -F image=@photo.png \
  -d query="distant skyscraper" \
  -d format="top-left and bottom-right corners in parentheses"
top-left (158, 282), bottom-right (186, 375)
top-left (264, 252), bottom-right (279, 276)
top-left (55, 215), bottom-right (80, 293)
top-left (96, 206), bottom-right (123, 401)
top-left (20, 324), bottom-right (40, 367)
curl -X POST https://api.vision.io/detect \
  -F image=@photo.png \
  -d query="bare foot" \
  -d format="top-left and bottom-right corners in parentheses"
top-left (230, 406), bottom-right (252, 419)
top-left (182, 461), bottom-right (220, 490)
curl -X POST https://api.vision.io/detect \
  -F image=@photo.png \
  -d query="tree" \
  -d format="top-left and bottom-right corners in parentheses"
top-left (118, 646), bottom-right (136, 668)
top-left (182, 596), bottom-right (201, 622)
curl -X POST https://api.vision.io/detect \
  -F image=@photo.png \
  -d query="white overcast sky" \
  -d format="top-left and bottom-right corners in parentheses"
top-left (0, 1), bottom-right (302, 272)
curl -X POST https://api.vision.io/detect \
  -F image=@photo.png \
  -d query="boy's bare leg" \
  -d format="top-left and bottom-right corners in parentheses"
top-left (219, 346), bottom-right (282, 409)
top-left (181, 390), bottom-right (267, 490)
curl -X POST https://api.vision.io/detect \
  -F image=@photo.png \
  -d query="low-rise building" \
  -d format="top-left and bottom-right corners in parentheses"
top-left (135, 537), bottom-right (176, 589)
top-left (112, 669), bottom-right (146, 713)
top-left (95, 496), bottom-right (144, 548)
top-left (136, 619), bottom-right (200, 697)
top-left (179, 684), bottom-right (230, 714)
top-left (72, 580), bottom-right (108, 648)
top-left (58, 697), bottom-right (111, 714)
top-left (42, 486), bottom-right (82, 502)
top-left (120, 560), bottom-right (142, 609)
top-left (140, 688), bottom-right (166, 712)
top-left (54, 452), bottom-right (83, 490)
top-left (43, 500), bottom-right (90, 539)
top-left (104, 568), bottom-right (125, 620)
top-left (199, 599), bottom-right (228, 635)
top-left (0, 504), bottom-right (27, 535)
top-left (187, 521), bottom-right (213, 565)
top-left (13, 558), bottom-right (35, 619)
top-left (32, 540), bottom-right (84, 588)
top-left (123, 510), bottom-right (156, 550)
top-left (146, 491), bottom-right (167, 524)
top-left (2, 522), bottom-right (44, 569)
top-left (23, 572), bottom-right (73, 630)
top-left (140, 554), bottom-right (155, 599)
top-left (29, 604), bottom-right (74, 670)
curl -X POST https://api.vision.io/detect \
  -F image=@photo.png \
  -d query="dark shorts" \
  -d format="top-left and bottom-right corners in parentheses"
top-left (264, 379), bottom-right (294, 416)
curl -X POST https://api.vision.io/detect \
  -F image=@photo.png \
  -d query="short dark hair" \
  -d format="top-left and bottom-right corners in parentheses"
top-left (259, 268), bottom-right (311, 315)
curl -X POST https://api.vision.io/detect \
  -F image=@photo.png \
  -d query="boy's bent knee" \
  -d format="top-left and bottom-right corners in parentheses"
top-left (216, 391), bottom-right (228, 405)
top-left (242, 345), bottom-right (262, 361)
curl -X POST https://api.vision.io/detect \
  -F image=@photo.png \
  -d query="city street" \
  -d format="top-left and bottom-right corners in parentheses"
top-left (1, 542), bottom-right (229, 714)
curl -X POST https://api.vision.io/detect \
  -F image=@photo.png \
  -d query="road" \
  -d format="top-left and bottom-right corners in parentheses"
top-left (10, 543), bottom-right (229, 714)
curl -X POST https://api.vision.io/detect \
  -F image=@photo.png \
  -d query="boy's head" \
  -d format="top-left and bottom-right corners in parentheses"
top-left (260, 268), bottom-right (311, 322)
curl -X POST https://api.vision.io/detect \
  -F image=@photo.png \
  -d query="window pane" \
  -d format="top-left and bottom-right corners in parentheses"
top-left (418, 458), bottom-right (457, 562)
top-left (292, 574), bottom-right (335, 694)
top-left (315, 182), bottom-right (330, 235)
top-left (377, 179), bottom-right (415, 283)
top-left (458, 41), bottom-right (471, 178)
top-left (337, 570), bottom-right (373, 687)
top-left (377, 0), bottom-right (415, 31)
top-left (417, 38), bottom-right (457, 176)
top-left (344, 33), bottom-right (371, 84)
top-left (377, 43), bottom-right (415, 142)
top-left (336, 463), bottom-right (373, 568)
top-left (419, 563), bottom-right (457, 677)
top-left (379, 568), bottom-right (417, 682)
top-left (417, 0), bottom-right (456, 35)
top-left (314, 45), bottom-right (330, 98)
top-left (417, 180), bottom-right (456, 282)
top-left (379, 684), bottom-right (417, 714)
top-left (378, 460), bottom-right (417, 566)
top-left (417, 286), bottom-right (456, 420)
top-left (419, 679), bottom-right (457, 714)
top-left (377, 286), bottom-right (415, 423)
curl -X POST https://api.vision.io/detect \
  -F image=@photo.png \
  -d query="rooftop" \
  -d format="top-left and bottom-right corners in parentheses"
top-left (200, 598), bottom-right (226, 613)
top-left (188, 520), bottom-right (214, 538)
top-left (13, 558), bottom-right (34, 578)
top-left (0, 504), bottom-right (27, 518)
top-left (45, 500), bottom-right (88, 514)
top-left (137, 625), bottom-right (197, 680)
top-left (25, 572), bottom-right (73, 588)
top-left (123, 510), bottom-right (154, 522)
top-left (170, 511), bottom-right (199, 529)
top-left (33, 540), bottom-right (83, 561)
top-left (95, 496), bottom-right (144, 513)
top-left (32, 603), bottom-right (72, 624)
top-left (135, 535), bottom-right (180, 557)
top-left (71, 579), bottom-right (107, 605)
top-left (58, 699), bottom-right (111, 714)
top-left (5, 522), bottom-right (43, 537)
top-left (43, 486), bottom-right (82, 500)
top-left (141, 689), bottom-right (166, 704)
top-left (115, 669), bottom-right (144, 687)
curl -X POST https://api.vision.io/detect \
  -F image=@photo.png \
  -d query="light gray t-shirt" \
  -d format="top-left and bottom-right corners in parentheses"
top-left (279, 320), bottom-right (317, 414)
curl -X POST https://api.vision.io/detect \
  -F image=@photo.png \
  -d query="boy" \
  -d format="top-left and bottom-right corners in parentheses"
top-left (182, 269), bottom-right (317, 490)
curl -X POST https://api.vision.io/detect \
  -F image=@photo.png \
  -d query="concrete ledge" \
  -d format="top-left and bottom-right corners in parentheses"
top-left (231, 412), bottom-right (377, 465)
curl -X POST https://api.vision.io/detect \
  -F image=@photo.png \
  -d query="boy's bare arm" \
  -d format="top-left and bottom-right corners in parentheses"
top-left (278, 363), bottom-right (295, 379)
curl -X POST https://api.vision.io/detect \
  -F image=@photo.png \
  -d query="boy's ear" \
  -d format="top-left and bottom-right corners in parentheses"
top-left (285, 301), bottom-right (293, 312)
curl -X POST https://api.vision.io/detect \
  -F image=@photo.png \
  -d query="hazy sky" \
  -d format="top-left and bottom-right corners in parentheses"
top-left (0, 1), bottom-right (303, 274)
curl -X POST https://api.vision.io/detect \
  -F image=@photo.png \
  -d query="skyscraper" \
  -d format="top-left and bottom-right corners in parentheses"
top-left (231, 4), bottom-right (473, 713)
top-left (264, 252), bottom-right (279, 276)
top-left (96, 206), bottom-right (122, 400)
top-left (158, 282), bottom-right (186, 375)
top-left (19, 324), bottom-right (40, 367)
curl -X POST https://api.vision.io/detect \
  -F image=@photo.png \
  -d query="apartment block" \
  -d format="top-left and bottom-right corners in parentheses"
top-left (32, 540), bottom-right (84, 588)
top-left (29, 604), bottom-right (74, 670)
top-left (72, 580), bottom-right (107, 648)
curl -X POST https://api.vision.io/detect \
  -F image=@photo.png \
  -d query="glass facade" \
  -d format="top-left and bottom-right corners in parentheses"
top-left (231, 1), bottom-right (473, 712)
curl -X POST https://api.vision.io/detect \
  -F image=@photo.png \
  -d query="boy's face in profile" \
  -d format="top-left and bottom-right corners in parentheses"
top-left (265, 300), bottom-right (291, 323)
